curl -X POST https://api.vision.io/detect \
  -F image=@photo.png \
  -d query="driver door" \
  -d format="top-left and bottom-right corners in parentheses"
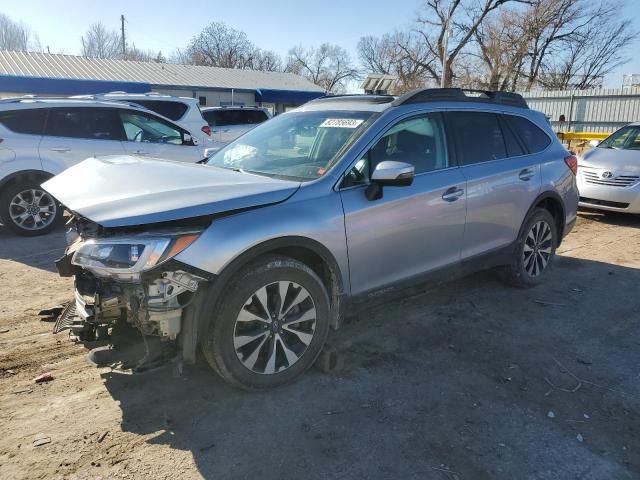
top-left (119, 110), bottom-right (202, 163)
top-left (339, 112), bottom-right (467, 296)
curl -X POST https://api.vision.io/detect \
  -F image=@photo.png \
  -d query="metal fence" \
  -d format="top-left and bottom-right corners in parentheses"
top-left (520, 87), bottom-right (640, 133)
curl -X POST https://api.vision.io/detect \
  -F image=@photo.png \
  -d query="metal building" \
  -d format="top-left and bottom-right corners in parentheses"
top-left (0, 51), bottom-right (325, 114)
top-left (521, 87), bottom-right (640, 133)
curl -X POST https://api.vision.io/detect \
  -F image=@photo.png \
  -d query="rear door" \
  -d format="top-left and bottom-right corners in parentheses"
top-left (340, 112), bottom-right (467, 295)
top-left (39, 107), bottom-right (126, 171)
top-left (446, 110), bottom-right (542, 259)
top-left (119, 109), bottom-right (203, 163)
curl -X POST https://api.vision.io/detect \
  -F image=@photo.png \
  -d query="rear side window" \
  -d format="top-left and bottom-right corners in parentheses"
top-left (0, 108), bottom-right (47, 135)
top-left (447, 111), bottom-right (506, 165)
top-left (506, 115), bottom-right (551, 153)
top-left (132, 100), bottom-right (188, 121)
top-left (45, 108), bottom-right (124, 140)
top-left (203, 109), bottom-right (268, 127)
top-left (498, 116), bottom-right (526, 157)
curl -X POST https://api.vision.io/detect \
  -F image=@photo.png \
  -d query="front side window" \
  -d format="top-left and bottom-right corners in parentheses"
top-left (120, 111), bottom-right (183, 145)
top-left (206, 110), bottom-right (373, 180)
top-left (0, 108), bottom-right (47, 135)
top-left (45, 108), bottom-right (123, 140)
top-left (448, 111), bottom-right (506, 165)
top-left (344, 113), bottom-right (448, 187)
top-left (598, 125), bottom-right (640, 150)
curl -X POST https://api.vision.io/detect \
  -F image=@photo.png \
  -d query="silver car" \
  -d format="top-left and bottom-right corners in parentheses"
top-left (44, 89), bottom-right (579, 390)
top-left (577, 123), bottom-right (640, 214)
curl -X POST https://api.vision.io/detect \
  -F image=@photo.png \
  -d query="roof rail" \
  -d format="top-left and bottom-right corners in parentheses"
top-left (392, 88), bottom-right (528, 109)
top-left (309, 94), bottom-right (395, 105)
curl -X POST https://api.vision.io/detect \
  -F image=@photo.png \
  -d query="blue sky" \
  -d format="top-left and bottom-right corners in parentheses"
top-left (3, 0), bottom-right (640, 88)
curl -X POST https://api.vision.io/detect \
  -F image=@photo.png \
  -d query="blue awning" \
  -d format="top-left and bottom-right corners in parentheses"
top-left (255, 88), bottom-right (325, 105)
top-left (0, 75), bottom-right (151, 95)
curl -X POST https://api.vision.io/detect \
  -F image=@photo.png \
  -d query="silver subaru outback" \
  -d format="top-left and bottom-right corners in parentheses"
top-left (44, 89), bottom-right (579, 390)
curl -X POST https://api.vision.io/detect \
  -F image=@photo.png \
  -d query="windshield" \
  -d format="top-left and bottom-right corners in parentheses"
top-left (206, 110), bottom-right (373, 180)
top-left (598, 125), bottom-right (640, 150)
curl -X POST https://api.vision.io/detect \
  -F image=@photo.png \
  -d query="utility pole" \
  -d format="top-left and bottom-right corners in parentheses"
top-left (121, 14), bottom-right (126, 58)
top-left (441, 13), bottom-right (450, 88)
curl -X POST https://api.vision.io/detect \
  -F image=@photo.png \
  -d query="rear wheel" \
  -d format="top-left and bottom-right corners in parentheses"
top-left (501, 208), bottom-right (557, 288)
top-left (202, 255), bottom-right (330, 390)
top-left (0, 180), bottom-right (63, 236)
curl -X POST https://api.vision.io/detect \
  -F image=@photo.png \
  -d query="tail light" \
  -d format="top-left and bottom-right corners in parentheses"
top-left (564, 155), bottom-right (578, 175)
top-left (201, 125), bottom-right (212, 136)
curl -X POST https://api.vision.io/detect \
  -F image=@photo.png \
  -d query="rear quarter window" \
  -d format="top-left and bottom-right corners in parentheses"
top-left (133, 100), bottom-right (188, 121)
top-left (0, 108), bottom-right (47, 135)
top-left (506, 115), bottom-right (551, 153)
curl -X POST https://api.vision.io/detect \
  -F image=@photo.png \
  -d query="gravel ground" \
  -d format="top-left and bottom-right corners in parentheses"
top-left (0, 210), bottom-right (639, 480)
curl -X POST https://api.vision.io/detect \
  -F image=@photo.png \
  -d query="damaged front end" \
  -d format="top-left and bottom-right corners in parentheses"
top-left (54, 216), bottom-right (211, 370)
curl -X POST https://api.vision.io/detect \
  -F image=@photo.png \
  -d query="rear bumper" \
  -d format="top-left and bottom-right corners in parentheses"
top-left (577, 175), bottom-right (640, 214)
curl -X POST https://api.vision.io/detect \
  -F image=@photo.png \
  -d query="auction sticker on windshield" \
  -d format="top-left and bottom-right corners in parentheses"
top-left (319, 118), bottom-right (364, 128)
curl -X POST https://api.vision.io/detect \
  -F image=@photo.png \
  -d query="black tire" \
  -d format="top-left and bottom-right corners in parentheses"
top-left (0, 180), bottom-right (63, 236)
top-left (501, 208), bottom-right (557, 288)
top-left (201, 255), bottom-right (330, 390)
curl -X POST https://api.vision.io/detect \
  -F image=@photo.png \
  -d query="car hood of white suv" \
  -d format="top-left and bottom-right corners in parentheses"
top-left (42, 155), bottom-right (300, 228)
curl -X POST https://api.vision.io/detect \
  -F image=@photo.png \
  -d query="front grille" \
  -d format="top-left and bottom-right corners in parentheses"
top-left (581, 170), bottom-right (639, 187)
top-left (580, 197), bottom-right (630, 209)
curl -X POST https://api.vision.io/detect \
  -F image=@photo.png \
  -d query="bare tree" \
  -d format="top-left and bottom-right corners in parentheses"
top-left (358, 32), bottom-right (433, 93)
top-left (248, 49), bottom-right (282, 72)
top-left (81, 22), bottom-right (121, 59)
top-left (186, 22), bottom-right (256, 69)
top-left (400, 0), bottom-right (528, 87)
top-left (286, 43), bottom-right (358, 93)
top-left (0, 13), bottom-right (39, 51)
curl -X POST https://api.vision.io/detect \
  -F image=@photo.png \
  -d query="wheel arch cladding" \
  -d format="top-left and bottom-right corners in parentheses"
top-left (193, 236), bottom-right (345, 342)
top-left (533, 193), bottom-right (565, 245)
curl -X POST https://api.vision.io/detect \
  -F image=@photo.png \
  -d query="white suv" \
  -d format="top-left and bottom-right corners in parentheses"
top-left (74, 92), bottom-right (216, 146)
top-left (201, 106), bottom-right (271, 144)
top-left (0, 98), bottom-right (208, 236)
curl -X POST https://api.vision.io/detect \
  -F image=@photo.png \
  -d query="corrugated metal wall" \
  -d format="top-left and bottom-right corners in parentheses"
top-left (520, 87), bottom-right (640, 133)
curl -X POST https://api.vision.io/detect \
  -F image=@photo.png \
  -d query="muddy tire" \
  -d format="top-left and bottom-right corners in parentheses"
top-left (0, 180), bottom-right (63, 236)
top-left (501, 208), bottom-right (557, 288)
top-left (202, 255), bottom-right (330, 390)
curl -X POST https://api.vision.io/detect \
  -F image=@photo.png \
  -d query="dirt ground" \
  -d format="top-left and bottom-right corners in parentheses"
top-left (0, 211), bottom-right (639, 480)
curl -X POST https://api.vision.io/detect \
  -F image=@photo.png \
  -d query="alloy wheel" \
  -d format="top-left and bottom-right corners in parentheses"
top-left (9, 188), bottom-right (57, 231)
top-left (233, 281), bottom-right (317, 375)
top-left (523, 220), bottom-right (553, 277)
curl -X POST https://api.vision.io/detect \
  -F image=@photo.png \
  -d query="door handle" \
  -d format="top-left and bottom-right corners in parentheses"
top-left (519, 168), bottom-right (535, 181)
top-left (135, 150), bottom-right (151, 155)
top-left (442, 187), bottom-right (464, 202)
top-left (51, 147), bottom-right (71, 153)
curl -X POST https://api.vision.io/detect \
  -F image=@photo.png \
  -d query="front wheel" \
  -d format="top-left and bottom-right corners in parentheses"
top-left (501, 208), bottom-right (557, 288)
top-left (202, 255), bottom-right (330, 390)
top-left (0, 181), bottom-right (63, 236)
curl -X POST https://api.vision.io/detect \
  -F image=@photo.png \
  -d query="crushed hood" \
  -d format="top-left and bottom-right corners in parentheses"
top-left (42, 156), bottom-right (300, 227)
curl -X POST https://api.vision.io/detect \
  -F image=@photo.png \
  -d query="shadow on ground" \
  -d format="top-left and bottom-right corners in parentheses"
top-left (577, 208), bottom-right (640, 228)
top-left (0, 224), bottom-right (66, 273)
top-left (99, 255), bottom-right (640, 480)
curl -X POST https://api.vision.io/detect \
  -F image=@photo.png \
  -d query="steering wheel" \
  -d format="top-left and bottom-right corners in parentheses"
top-left (133, 130), bottom-right (143, 142)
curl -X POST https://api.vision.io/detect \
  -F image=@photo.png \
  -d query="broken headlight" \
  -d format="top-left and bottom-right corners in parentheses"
top-left (71, 233), bottom-right (199, 280)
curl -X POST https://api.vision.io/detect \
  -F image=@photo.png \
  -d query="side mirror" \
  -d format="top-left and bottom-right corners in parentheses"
top-left (366, 161), bottom-right (415, 201)
top-left (588, 139), bottom-right (599, 148)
